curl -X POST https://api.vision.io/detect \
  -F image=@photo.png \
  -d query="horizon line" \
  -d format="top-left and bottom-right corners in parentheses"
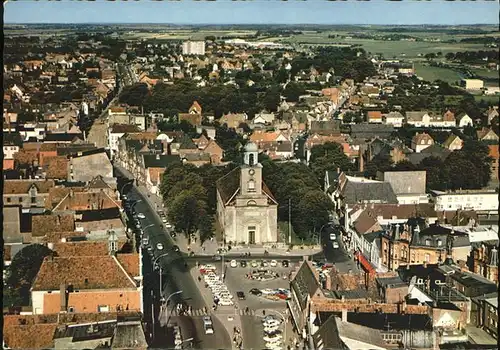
top-left (5, 22), bottom-right (499, 26)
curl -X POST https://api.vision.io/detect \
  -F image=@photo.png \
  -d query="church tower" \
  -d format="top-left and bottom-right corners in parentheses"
top-left (240, 142), bottom-right (262, 196)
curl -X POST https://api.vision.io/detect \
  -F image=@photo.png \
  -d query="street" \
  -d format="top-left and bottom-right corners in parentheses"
top-left (116, 168), bottom-right (232, 349)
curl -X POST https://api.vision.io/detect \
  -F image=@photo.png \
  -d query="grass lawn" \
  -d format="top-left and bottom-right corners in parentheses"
top-left (414, 63), bottom-right (462, 84)
top-left (474, 95), bottom-right (500, 105)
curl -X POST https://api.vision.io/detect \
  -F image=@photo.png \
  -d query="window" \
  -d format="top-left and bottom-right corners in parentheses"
top-left (68, 307), bottom-right (75, 313)
top-left (247, 179), bottom-right (256, 192)
top-left (6, 197), bottom-right (11, 203)
top-left (247, 200), bottom-right (257, 206)
top-left (18, 197), bottom-right (22, 203)
top-left (425, 239), bottom-right (431, 246)
top-left (98, 305), bottom-right (109, 313)
top-left (437, 239), bottom-right (442, 247)
top-left (425, 254), bottom-right (430, 262)
top-left (31, 196), bottom-right (36, 204)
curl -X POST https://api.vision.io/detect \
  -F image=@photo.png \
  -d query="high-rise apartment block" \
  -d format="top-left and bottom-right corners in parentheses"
top-left (182, 41), bottom-right (206, 56)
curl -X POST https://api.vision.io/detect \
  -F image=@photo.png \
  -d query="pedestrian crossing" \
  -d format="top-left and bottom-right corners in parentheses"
top-left (169, 308), bottom-right (257, 317)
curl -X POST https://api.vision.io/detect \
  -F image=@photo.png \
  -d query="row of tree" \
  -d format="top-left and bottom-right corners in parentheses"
top-left (365, 140), bottom-right (493, 191)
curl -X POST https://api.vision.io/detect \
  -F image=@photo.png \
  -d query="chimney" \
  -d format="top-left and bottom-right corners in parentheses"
top-left (394, 224), bottom-right (400, 241)
top-left (60, 283), bottom-right (67, 312)
top-left (358, 147), bottom-right (364, 173)
top-left (341, 308), bottom-right (347, 322)
top-left (489, 247), bottom-right (498, 266)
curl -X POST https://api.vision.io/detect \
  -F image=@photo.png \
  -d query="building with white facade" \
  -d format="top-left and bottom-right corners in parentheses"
top-left (431, 189), bottom-right (499, 214)
top-left (182, 41), bottom-right (206, 56)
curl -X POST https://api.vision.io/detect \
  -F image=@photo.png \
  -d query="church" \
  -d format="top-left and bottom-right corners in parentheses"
top-left (216, 142), bottom-right (278, 244)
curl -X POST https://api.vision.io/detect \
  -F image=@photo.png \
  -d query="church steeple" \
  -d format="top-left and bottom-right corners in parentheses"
top-left (241, 142), bottom-right (262, 196)
top-left (243, 142), bottom-right (259, 166)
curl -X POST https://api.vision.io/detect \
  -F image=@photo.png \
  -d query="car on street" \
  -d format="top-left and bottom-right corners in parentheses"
top-left (251, 260), bottom-right (258, 268)
top-left (230, 260), bottom-right (238, 268)
top-left (165, 222), bottom-right (172, 229)
top-left (240, 260), bottom-right (247, 267)
top-left (137, 213), bottom-right (146, 219)
top-left (162, 217), bottom-right (168, 223)
top-left (329, 233), bottom-right (336, 240)
top-left (157, 243), bottom-right (164, 250)
top-left (142, 238), bottom-right (149, 246)
top-left (261, 260), bottom-right (269, 267)
top-left (282, 260), bottom-right (289, 267)
top-left (147, 246), bottom-right (152, 252)
top-left (249, 288), bottom-right (262, 296)
top-left (172, 245), bottom-right (180, 252)
top-left (213, 255), bottom-right (222, 261)
top-left (270, 260), bottom-right (278, 267)
top-left (236, 291), bottom-right (245, 300)
top-left (122, 195), bottom-right (127, 200)
top-left (203, 316), bottom-right (214, 335)
top-left (333, 241), bottom-right (339, 249)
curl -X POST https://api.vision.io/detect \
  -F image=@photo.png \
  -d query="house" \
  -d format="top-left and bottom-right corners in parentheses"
top-left (366, 111), bottom-right (383, 124)
top-left (253, 111), bottom-right (275, 126)
top-left (457, 113), bottom-right (473, 128)
top-left (216, 143), bottom-right (278, 244)
top-left (31, 214), bottom-right (76, 243)
top-left (443, 134), bottom-right (463, 151)
top-left (309, 120), bottom-right (341, 136)
top-left (406, 144), bottom-right (451, 165)
top-left (488, 145), bottom-right (499, 181)
top-left (68, 149), bottom-right (114, 184)
top-left (471, 293), bottom-right (498, 340)
top-left (51, 190), bottom-right (121, 213)
top-left (3, 179), bottom-right (56, 209)
top-left (349, 124), bottom-right (395, 140)
top-left (476, 127), bottom-right (499, 142)
top-left (140, 154), bottom-right (181, 195)
top-left (471, 242), bottom-right (499, 286)
top-left (3, 133), bottom-right (22, 170)
top-left (107, 124), bottom-right (142, 158)
top-left (405, 111), bottom-right (431, 127)
top-left (430, 189), bottom-right (498, 213)
top-left (203, 139), bottom-right (224, 164)
top-left (383, 111), bottom-right (404, 127)
top-left (377, 170), bottom-right (428, 204)
top-left (486, 107), bottom-right (499, 125)
top-left (411, 132), bottom-right (434, 153)
top-left (44, 156), bottom-right (70, 180)
top-left (31, 251), bottom-right (141, 315)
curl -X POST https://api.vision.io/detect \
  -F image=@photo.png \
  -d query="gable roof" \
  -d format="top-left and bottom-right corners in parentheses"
top-left (109, 124), bottom-right (142, 134)
top-left (311, 315), bottom-right (346, 350)
top-left (86, 175), bottom-right (112, 190)
top-left (52, 191), bottom-right (120, 212)
top-left (142, 154), bottom-right (181, 168)
top-left (4, 180), bottom-right (55, 195)
top-left (291, 261), bottom-right (321, 310)
top-left (32, 214), bottom-right (75, 237)
top-left (32, 255), bottom-right (137, 291)
top-left (44, 156), bottom-right (69, 179)
top-left (341, 177), bottom-right (398, 205)
top-left (52, 240), bottom-right (128, 257)
top-left (3, 324), bottom-right (57, 350)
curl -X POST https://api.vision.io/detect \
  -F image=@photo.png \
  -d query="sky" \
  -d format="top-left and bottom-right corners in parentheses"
top-left (4, 0), bottom-right (499, 25)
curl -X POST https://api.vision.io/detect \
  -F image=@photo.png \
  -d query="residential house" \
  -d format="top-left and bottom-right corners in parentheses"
top-left (107, 124), bottom-right (142, 158)
top-left (366, 111), bottom-right (383, 124)
top-left (406, 143), bottom-right (451, 165)
top-left (349, 124), bottom-right (395, 140)
top-left (249, 130), bottom-right (294, 160)
top-left (31, 251), bottom-right (141, 314)
top-left (430, 189), bottom-right (499, 213)
top-left (411, 132), bottom-right (434, 153)
top-left (488, 145), bottom-right (499, 181)
top-left (252, 111), bottom-right (275, 127)
top-left (457, 113), bottom-right (473, 128)
top-left (3, 179), bottom-right (56, 209)
top-left (305, 134), bottom-right (347, 163)
top-left (139, 154), bottom-right (181, 195)
top-left (31, 214), bottom-right (76, 244)
top-left (383, 111), bottom-right (404, 127)
top-left (476, 127), bottom-right (499, 142)
top-left (443, 134), bottom-right (463, 151)
top-left (44, 156), bottom-right (69, 180)
top-left (309, 120), bottom-right (341, 136)
top-left (366, 138), bottom-right (409, 165)
top-left (471, 241), bottom-right (498, 285)
top-left (203, 139), bottom-right (225, 164)
top-left (486, 107), bottom-right (499, 125)
top-left (3, 133), bottom-right (22, 170)
top-left (405, 111), bottom-right (431, 127)
top-left (470, 293), bottom-right (498, 340)
top-left (377, 170), bottom-right (428, 204)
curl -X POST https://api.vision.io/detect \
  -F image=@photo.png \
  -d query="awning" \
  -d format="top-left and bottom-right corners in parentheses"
top-left (354, 251), bottom-right (376, 274)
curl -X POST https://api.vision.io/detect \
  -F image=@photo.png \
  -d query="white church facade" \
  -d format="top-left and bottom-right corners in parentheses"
top-left (216, 142), bottom-right (278, 244)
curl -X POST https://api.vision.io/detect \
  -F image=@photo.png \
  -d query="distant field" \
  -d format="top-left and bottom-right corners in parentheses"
top-left (474, 95), bottom-right (500, 104)
top-left (122, 30), bottom-right (257, 41)
top-left (472, 68), bottom-right (499, 79)
top-left (279, 32), bottom-right (491, 58)
top-left (414, 63), bottom-right (462, 84)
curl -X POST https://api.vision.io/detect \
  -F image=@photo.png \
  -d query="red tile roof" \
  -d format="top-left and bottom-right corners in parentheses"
top-left (52, 240), bottom-right (128, 257)
top-left (3, 324), bottom-right (57, 349)
top-left (32, 255), bottom-right (137, 291)
top-left (44, 156), bottom-right (69, 179)
top-left (32, 214), bottom-right (75, 237)
top-left (3, 179), bottom-right (55, 195)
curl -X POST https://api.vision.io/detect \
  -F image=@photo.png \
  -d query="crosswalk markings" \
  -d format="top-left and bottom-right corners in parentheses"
top-left (169, 308), bottom-right (257, 317)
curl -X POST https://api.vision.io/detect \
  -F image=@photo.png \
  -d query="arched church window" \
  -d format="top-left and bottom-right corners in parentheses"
top-left (249, 153), bottom-right (255, 166)
top-left (247, 200), bottom-right (257, 206)
top-left (248, 180), bottom-right (256, 192)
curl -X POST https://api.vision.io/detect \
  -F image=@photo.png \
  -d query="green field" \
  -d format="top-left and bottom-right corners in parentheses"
top-left (414, 63), bottom-right (462, 84)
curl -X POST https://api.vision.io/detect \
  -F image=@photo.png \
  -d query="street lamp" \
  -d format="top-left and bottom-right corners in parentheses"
top-left (153, 252), bottom-right (170, 297)
top-left (163, 290), bottom-right (183, 327)
top-left (120, 180), bottom-right (134, 196)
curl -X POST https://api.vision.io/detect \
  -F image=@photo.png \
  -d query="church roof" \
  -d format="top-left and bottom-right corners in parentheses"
top-left (216, 167), bottom-right (277, 206)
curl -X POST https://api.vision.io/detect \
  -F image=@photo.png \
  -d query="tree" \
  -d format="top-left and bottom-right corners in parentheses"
top-left (296, 190), bottom-right (334, 236)
top-left (159, 163), bottom-right (192, 202)
top-left (309, 142), bottom-right (354, 186)
top-left (364, 154), bottom-right (394, 179)
top-left (283, 82), bottom-right (306, 102)
top-left (418, 156), bottom-right (448, 191)
top-left (167, 190), bottom-right (207, 236)
top-left (168, 172), bottom-right (207, 201)
top-left (5, 244), bottom-right (54, 306)
top-left (393, 160), bottom-right (419, 171)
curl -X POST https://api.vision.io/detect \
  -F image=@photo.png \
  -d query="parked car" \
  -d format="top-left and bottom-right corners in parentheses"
top-left (249, 288), bottom-right (262, 296)
top-left (329, 233), bottom-right (336, 240)
top-left (162, 217), bottom-right (168, 223)
top-left (165, 222), bottom-right (172, 229)
top-left (236, 291), bottom-right (245, 300)
top-left (282, 260), bottom-right (289, 267)
top-left (251, 260), bottom-right (258, 268)
top-left (230, 260), bottom-right (238, 268)
top-left (203, 316), bottom-right (214, 335)
top-left (213, 255), bottom-right (222, 261)
top-left (157, 243), bottom-right (164, 250)
top-left (137, 213), bottom-right (146, 219)
top-left (261, 260), bottom-right (269, 267)
top-left (270, 260), bottom-right (278, 267)
top-left (240, 260), bottom-right (247, 268)
top-left (333, 241), bottom-right (339, 249)
top-left (172, 245), bottom-right (180, 252)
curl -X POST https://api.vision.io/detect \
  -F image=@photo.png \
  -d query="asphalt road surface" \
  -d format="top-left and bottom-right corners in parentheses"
top-left (314, 224), bottom-right (352, 264)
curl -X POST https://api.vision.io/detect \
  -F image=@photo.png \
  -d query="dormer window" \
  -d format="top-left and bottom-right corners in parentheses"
top-left (437, 239), bottom-right (443, 247)
top-left (425, 239), bottom-right (431, 246)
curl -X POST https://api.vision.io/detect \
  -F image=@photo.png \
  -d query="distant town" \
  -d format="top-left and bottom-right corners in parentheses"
top-left (2, 23), bottom-right (499, 350)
